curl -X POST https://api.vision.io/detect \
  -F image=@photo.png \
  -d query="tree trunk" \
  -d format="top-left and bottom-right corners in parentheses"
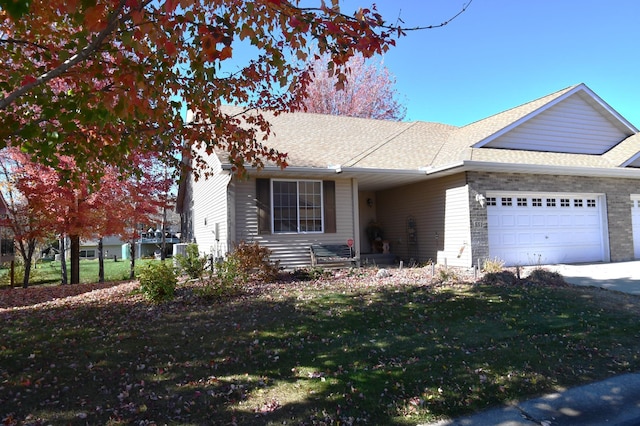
top-left (98, 237), bottom-right (104, 283)
top-left (16, 238), bottom-right (36, 288)
top-left (70, 234), bottom-right (80, 284)
top-left (60, 235), bottom-right (67, 284)
top-left (161, 205), bottom-right (167, 260)
top-left (129, 240), bottom-right (136, 280)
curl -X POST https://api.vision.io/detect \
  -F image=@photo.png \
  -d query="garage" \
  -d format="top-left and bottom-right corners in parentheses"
top-left (486, 192), bottom-right (608, 266)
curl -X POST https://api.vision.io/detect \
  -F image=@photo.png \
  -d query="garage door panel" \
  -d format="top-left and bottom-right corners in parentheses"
top-left (488, 193), bottom-right (605, 266)
top-left (517, 233), bottom-right (532, 245)
top-left (531, 215), bottom-right (545, 226)
top-left (500, 215), bottom-right (516, 227)
top-left (546, 215), bottom-right (559, 226)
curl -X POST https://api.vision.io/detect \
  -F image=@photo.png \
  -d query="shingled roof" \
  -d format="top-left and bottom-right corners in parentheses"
top-left (215, 83), bottom-right (639, 176)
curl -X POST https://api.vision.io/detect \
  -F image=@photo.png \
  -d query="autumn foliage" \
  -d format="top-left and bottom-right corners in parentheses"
top-left (1, 0), bottom-right (405, 177)
top-left (300, 53), bottom-right (406, 121)
top-left (0, 147), bottom-right (170, 286)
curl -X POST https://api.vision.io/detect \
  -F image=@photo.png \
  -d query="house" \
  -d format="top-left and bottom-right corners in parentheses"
top-left (178, 83), bottom-right (640, 269)
top-left (0, 195), bottom-right (14, 263)
top-left (79, 230), bottom-right (182, 260)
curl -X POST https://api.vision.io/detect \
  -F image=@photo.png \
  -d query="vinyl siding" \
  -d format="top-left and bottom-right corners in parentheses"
top-left (437, 185), bottom-right (472, 267)
top-left (233, 177), bottom-right (356, 269)
top-left (485, 95), bottom-right (628, 154)
top-left (376, 174), bottom-right (467, 264)
top-left (191, 156), bottom-right (232, 258)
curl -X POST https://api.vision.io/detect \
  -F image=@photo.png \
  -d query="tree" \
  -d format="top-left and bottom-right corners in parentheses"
top-left (299, 53), bottom-right (406, 120)
top-left (1, 0), bottom-right (472, 178)
top-left (0, 149), bottom-right (57, 287)
top-left (0, 148), bottom-right (167, 286)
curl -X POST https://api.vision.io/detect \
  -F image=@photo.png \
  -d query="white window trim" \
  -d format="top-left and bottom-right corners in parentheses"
top-left (271, 179), bottom-right (324, 234)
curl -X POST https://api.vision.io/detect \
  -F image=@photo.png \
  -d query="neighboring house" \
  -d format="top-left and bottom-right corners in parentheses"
top-left (178, 83), bottom-right (640, 268)
top-left (0, 195), bottom-right (14, 263)
top-left (80, 231), bottom-right (182, 260)
top-left (79, 210), bottom-right (182, 260)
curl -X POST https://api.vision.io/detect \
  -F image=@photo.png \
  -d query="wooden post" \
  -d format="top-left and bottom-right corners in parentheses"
top-left (10, 260), bottom-right (14, 288)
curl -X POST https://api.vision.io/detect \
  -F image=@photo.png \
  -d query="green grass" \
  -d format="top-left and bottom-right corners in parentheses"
top-left (2, 273), bottom-right (640, 424)
top-left (0, 258), bottom-right (158, 287)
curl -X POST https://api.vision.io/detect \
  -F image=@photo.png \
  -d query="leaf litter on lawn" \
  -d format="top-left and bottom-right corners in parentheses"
top-left (2, 266), bottom-right (640, 425)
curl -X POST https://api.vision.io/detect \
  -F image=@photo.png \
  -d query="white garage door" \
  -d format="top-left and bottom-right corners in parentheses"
top-left (487, 193), bottom-right (606, 266)
top-left (632, 197), bottom-right (640, 259)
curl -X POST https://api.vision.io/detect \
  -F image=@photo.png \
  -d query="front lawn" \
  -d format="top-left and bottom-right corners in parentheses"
top-left (2, 268), bottom-right (640, 425)
top-left (0, 258), bottom-right (158, 288)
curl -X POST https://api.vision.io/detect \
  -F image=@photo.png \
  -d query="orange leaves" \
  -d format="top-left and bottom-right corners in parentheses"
top-left (3, 0), bottom-right (404, 178)
top-left (84, 3), bottom-right (108, 32)
top-left (199, 25), bottom-right (234, 63)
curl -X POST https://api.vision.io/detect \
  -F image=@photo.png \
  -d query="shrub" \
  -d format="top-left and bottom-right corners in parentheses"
top-left (481, 270), bottom-right (517, 285)
top-left (526, 268), bottom-right (567, 286)
top-left (137, 261), bottom-right (177, 303)
top-left (175, 243), bottom-right (207, 279)
top-left (229, 241), bottom-right (279, 282)
top-left (194, 242), bottom-right (280, 300)
top-left (196, 256), bottom-right (244, 300)
top-left (482, 257), bottom-right (505, 273)
top-left (436, 268), bottom-right (460, 283)
top-left (0, 261), bottom-right (46, 287)
top-left (292, 266), bottom-right (329, 281)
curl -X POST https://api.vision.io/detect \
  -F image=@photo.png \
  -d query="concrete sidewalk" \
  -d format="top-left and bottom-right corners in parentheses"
top-left (424, 373), bottom-right (640, 425)
top-left (533, 260), bottom-right (640, 295)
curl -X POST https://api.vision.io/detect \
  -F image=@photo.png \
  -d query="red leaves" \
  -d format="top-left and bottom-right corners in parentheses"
top-left (2, 0), bottom-right (402, 178)
top-left (84, 3), bottom-right (108, 32)
top-left (20, 75), bottom-right (37, 86)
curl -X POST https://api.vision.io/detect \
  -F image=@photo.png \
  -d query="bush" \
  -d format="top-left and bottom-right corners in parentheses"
top-left (194, 242), bottom-right (280, 300)
top-left (483, 257), bottom-right (505, 273)
top-left (196, 256), bottom-right (243, 300)
top-left (137, 261), bottom-right (177, 303)
top-left (229, 241), bottom-right (279, 282)
top-left (292, 266), bottom-right (329, 281)
top-left (175, 243), bottom-right (207, 279)
top-left (481, 270), bottom-right (517, 285)
top-left (526, 268), bottom-right (567, 286)
top-left (0, 261), bottom-right (46, 287)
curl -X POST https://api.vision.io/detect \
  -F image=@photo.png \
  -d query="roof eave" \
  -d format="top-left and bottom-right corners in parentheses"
top-left (429, 160), bottom-right (640, 179)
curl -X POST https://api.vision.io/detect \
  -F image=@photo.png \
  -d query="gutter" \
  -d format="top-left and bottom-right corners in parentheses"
top-left (424, 160), bottom-right (640, 180)
top-left (222, 160), bottom-right (640, 181)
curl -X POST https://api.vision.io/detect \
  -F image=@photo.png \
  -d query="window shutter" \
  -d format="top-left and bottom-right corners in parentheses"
top-left (323, 180), bottom-right (336, 233)
top-left (256, 178), bottom-right (271, 234)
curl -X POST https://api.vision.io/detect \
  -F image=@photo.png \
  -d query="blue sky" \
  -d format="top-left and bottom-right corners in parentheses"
top-left (341, 0), bottom-right (640, 127)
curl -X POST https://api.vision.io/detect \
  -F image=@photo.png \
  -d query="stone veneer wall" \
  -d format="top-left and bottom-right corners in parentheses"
top-left (466, 171), bottom-right (639, 265)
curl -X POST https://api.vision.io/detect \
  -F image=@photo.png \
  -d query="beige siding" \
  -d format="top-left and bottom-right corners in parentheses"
top-left (233, 177), bottom-right (356, 269)
top-left (191, 156), bottom-right (232, 258)
top-left (486, 95), bottom-right (628, 154)
top-left (358, 191), bottom-right (377, 253)
top-left (376, 174), bottom-right (467, 264)
top-left (436, 185), bottom-right (472, 267)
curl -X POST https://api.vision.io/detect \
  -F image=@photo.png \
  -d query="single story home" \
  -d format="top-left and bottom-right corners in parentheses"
top-left (178, 83), bottom-right (640, 269)
top-left (79, 232), bottom-right (182, 260)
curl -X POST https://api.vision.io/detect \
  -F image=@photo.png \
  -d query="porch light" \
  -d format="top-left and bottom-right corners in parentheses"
top-left (367, 198), bottom-right (374, 208)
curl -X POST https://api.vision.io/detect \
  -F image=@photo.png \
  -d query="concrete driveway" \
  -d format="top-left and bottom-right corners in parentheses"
top-left (537, 261), bottom-right (640, 295)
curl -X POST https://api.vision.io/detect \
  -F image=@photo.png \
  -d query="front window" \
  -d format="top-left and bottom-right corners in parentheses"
top-left (273, 180), bottom-right (323, 233)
